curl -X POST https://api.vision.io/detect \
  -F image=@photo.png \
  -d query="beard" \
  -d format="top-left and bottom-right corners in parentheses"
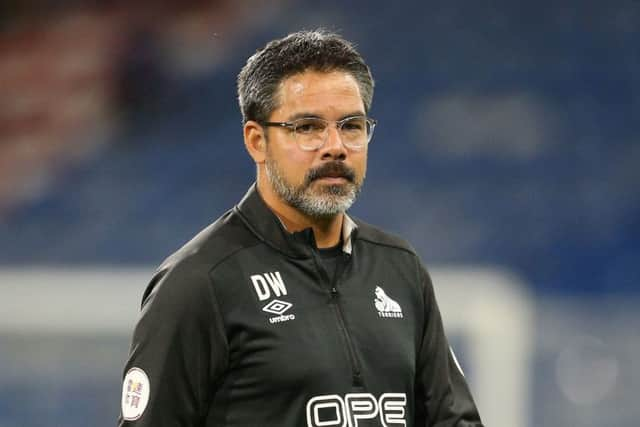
top-left (265, 155), bottom-right (364, 219)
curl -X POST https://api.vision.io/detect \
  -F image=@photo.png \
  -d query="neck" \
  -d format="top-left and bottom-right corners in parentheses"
top-left (257, 179), bottom-right (344, 249)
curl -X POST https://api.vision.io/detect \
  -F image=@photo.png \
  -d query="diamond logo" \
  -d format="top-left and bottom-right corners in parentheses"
top-left (262, 299), bottom-right (292, 315)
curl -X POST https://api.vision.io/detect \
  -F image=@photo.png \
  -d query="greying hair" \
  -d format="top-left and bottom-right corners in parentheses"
top-left (237, 30), bottom-right (374, 124)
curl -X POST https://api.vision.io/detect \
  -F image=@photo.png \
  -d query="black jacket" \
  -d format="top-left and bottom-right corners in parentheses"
top-left (118, 185), bottom-right (484, 426)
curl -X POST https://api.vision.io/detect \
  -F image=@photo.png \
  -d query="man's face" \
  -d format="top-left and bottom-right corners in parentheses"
top-left (263, 70), bottom-right (368, 218)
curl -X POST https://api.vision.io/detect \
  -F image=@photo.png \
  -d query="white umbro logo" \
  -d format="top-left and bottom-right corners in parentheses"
top-left (374, 286), bottom-right (403, 318)
top-left (262, 299), bottom-right (292, 315)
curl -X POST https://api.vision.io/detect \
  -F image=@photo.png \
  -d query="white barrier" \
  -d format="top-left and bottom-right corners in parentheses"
top-left (431, 267), bottom-right (534, 427)
top-left (0, 267), bottom-right (151, 334)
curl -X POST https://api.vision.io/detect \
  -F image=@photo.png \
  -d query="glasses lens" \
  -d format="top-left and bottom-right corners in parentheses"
top-left (293, 118), bottom-right (327, 150)
top-left (342, 116), bottom-right (376, 149)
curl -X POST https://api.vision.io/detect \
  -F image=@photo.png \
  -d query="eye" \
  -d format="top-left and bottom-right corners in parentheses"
top-left (341, 118), bottom-right (366, 132)
top-left (294, 118), bottom-right (326, 134)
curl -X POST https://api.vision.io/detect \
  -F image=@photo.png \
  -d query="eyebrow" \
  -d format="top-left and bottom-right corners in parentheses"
top-left (285, 111), bottom-right (366, 122)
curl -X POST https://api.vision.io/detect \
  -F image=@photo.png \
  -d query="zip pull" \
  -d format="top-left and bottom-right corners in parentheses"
top-left (331, 287), bottom-right (339, 298)
top-left (352, 372), bottom-right (363, 388)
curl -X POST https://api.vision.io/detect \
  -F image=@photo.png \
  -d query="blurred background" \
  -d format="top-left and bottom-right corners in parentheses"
top-left (0, 0), bottom-right (638, 426)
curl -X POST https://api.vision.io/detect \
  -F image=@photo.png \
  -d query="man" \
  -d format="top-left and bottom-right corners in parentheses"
top-left (118, 30), bottom-right (484, 427)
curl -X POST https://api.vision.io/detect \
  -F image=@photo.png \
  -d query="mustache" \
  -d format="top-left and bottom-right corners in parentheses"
top-left (305, 162), bottom-right (356, 184)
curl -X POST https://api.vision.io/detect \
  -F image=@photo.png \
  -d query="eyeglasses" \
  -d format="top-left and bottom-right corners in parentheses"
top-left (261, 115), bottom-right (377, 151)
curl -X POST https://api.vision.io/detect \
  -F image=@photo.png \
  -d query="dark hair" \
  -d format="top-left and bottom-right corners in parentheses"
top-left (237, 29), bottom-right (374, 124)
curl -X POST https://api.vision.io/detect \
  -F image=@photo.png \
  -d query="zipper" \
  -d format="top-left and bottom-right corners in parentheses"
top-left (312, 251), bottom-right (363, 387)
top-left (330, 285), bottom-right (363, 387)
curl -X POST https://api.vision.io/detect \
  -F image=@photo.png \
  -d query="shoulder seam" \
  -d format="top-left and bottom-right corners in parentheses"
top-left (356, 236), bottom-right (417, 256)
top-left (206, 241), bottom-right (264, 277)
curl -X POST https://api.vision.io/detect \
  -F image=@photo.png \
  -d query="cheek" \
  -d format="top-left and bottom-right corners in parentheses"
top-left (353, 152), bottom-right (368, 179)
top-left (278, 147), bottom-right (314, 182)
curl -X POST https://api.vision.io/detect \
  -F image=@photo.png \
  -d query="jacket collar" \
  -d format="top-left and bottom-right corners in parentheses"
top-left (234, 184), bottom-right (358, 259)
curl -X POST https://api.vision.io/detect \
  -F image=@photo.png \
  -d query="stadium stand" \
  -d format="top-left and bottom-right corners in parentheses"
top-left (1, 0), bottom-right (637, 294)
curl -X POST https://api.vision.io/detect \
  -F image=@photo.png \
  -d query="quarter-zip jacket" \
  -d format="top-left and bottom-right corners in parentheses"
top-left (118, 184), bottom-right (484, 427)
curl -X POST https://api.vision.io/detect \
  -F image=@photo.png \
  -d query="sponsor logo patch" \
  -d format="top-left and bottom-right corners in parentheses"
top-left (374, 286), bottom-right (403, 318)
top-left (306, 392), bottom-right (407, 427)
top-left (121, 367), bottom-right (150, 421)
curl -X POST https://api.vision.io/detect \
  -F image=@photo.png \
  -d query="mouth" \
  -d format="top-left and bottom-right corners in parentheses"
top-left (314, 176), bottom-right (349, 184)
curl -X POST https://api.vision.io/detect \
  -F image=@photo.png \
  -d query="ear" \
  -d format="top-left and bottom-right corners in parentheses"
top-left (244, 120), bottom-right (267, 164)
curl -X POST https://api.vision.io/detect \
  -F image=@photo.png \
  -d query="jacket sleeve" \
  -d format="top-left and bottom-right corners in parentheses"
top-left (416, 263), bottom-right (484, 427)
top-left (117, 261), bottom-right (229, 426)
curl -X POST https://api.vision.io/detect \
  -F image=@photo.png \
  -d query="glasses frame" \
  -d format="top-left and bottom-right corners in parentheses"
top-left (260, 115), bottom-right (378, 151)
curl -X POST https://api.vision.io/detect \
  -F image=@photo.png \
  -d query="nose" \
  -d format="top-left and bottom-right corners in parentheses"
top-left (320, 124), bottom-right (348, 160)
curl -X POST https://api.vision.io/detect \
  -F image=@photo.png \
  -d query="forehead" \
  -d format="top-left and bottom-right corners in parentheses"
top-left (272, 70), bottom-right (364, 119)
